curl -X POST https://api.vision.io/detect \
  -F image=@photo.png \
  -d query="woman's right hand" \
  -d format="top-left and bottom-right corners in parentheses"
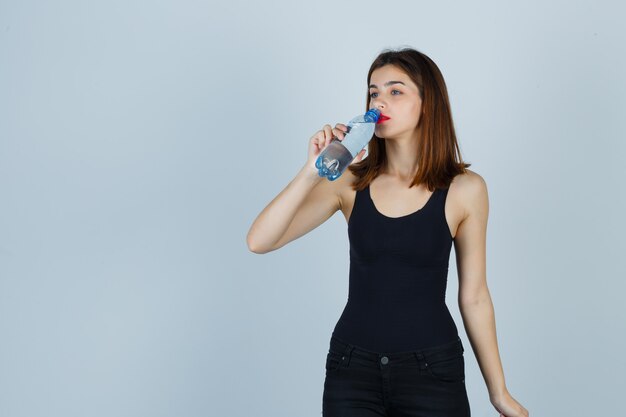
top-left (305, 123), bottom-right (367, 175)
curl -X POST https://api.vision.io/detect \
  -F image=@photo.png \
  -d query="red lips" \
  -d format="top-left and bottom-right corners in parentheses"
top-left (377, 114), bottom-right (391, 124)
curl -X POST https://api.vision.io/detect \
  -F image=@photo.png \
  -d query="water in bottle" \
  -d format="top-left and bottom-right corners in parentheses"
top-left (315, 108), bottom-right (381, 181)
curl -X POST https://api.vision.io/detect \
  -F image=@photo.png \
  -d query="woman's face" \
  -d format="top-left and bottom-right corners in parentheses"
top-left (368, 65), bottom-right (422, 139)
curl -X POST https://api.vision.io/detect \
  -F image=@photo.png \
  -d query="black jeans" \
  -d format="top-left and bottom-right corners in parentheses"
top-left (322, 334), bottom-right (471, 417)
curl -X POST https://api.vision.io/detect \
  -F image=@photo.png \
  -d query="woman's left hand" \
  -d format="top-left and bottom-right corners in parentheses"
top-left (490, 389), bottom-right (529, 417)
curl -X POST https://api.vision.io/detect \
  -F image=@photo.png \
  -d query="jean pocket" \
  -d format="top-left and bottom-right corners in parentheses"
top-left (325, 350), bottom-right (346, 373)
top-left (425, 352), bottom-right (465, 383)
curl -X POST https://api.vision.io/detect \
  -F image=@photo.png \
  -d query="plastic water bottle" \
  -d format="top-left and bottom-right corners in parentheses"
top-left (315, 108), bottom-right (381, 181)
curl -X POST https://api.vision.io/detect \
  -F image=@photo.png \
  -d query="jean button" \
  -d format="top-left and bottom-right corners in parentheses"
top-left (380, 356), bottom-right (389, 365)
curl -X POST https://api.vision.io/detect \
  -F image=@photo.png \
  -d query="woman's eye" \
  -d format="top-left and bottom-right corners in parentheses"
top-left (369, 90), bottom-right (401, 98)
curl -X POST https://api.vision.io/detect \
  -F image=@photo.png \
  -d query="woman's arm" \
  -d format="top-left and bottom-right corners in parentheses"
top-left (247, 123), bottom-right (363, 254)
top-left (246, 164), bottom-right (339, 254)
top-left (453, 172), bottom-right (529, 416)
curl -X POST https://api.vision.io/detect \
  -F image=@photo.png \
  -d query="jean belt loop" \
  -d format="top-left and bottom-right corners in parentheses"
top-left (414, 351), bottom-right (427, 369)
top-left (342, 343), bottom-right (354, 367)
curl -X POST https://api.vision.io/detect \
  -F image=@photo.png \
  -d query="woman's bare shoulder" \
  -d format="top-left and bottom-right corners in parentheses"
top-left (450, 169), bottom-right (486, 189)
top-left (449, 169), bottom-right (488, 218)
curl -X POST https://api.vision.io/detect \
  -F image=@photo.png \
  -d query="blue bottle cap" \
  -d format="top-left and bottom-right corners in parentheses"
top-left (364, 108), bottom-right (381, 123)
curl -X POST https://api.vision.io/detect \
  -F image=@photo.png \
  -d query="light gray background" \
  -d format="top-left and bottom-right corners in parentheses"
top-left (1, 1), bottom-right (624, 416)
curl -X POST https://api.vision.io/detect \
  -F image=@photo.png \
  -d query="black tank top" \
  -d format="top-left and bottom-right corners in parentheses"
top-left (331, 182), bottom-right (459, 353)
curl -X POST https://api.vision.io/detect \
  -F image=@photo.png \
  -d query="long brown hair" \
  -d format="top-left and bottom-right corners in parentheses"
top-left (348, 47), bottom-right (471, 191)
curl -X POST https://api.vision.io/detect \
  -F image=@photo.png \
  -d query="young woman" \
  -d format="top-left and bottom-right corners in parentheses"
top-left (247, 47), bottom-right (529, 417)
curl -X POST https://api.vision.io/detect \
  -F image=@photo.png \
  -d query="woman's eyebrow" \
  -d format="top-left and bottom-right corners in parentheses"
top-left (368, 81), bottom-right (406, 89)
